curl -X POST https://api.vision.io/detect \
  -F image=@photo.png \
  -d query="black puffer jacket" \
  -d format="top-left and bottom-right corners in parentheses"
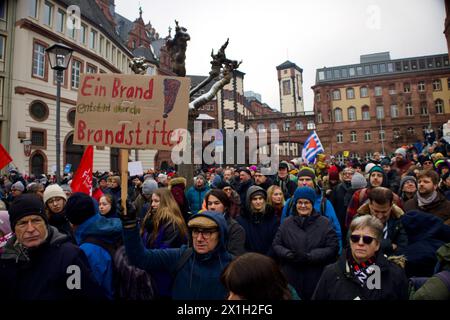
top-left (0, 226), bottom-right (105, 300)
top-left (272, 210), bottom-right (339, 300)
top-left (312, 249), bottom-right (409, 300)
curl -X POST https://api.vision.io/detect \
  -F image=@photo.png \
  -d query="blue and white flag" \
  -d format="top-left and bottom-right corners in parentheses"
top-left (302, 131), bottom-right (324, 163)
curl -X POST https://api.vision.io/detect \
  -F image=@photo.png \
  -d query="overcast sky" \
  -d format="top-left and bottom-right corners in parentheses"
top-left (115, 0), bottom-right (447, 111)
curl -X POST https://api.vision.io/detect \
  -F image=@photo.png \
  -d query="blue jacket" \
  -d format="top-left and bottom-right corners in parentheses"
top-left (186, 185), bottom-right (210, 215)
top-left (75, 213), bottom-right (122, 299)
top-left (280, 187), bottom-right (342, 252)
top-left (123, 211), bottom-right (233, 300)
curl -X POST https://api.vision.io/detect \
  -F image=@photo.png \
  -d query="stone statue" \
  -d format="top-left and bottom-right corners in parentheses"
top-left (166, 20), bottom-right (191, 77)
top-left (129, 57), bottom-right (151, 75)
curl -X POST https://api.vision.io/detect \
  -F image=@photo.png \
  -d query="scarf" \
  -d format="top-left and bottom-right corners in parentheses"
top-left (417, 191), bottom-right (438, 207)
top-left (347, 250), bottom-right (377, 287)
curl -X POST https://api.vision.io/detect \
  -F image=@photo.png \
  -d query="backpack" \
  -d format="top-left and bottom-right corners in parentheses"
top-left (83, 236), bottom-right (156, 300)
top-left (409, 270), bottom-right (450, 298)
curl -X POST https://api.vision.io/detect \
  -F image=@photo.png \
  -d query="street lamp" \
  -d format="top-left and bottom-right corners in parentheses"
top-left (45, 43), bottom-right (73, 184)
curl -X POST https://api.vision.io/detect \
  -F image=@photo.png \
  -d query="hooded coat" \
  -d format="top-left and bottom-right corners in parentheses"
top-left (186, 177), bottom-right (210, 215)
top-left (75, 214), bottom-right (123, 299)
top-left (0, 225), bottom-right (105, 300)
top-left (272, 209), bottom-right (339, 300)
top-left (237, 186), bottom-right (279, 255)
top-left (122, 211), bottom-right (233, 300)
top-left (312, 248), bottom-right (409, 300)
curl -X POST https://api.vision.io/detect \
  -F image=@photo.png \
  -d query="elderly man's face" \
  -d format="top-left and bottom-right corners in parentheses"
top-left (254, 173), bottom-right (267, 185)
top-left (192, 228), bottom-right (219, 255)
top-left (15, 215), bottom-right (48, 248)
top-left (223, 170), bottom-right (232, 182)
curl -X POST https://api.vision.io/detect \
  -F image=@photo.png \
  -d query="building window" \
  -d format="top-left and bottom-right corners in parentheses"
top-left (404, 83), bottom-right (411, 93)
top-left (318, 71), bottom-right (325, 80)
top-left (29, 0), bottom-right (39, 18)
top-left (71, 59), bottom-right (82, 89)
top-left (334, 108), bottom-right (343, 122)
top-left (346, 88), bottom-right (354, 99)
top-left (374, 86), bottom-right (382, 96)
top-left (379, 64), bottom-right (386, 73)
top-left (347, 107), bottom-right (356, 121)
top-left (68, 22), bottom-right (76, 39)
top-left (29, 101), bottom-right (49, 121)
top-left (307, 121), bottom-right (315, 130)
top-left (376, 106), bottom-right (384, 119)
top-left (420, 102), bottom-right (428, 115)
top-left (393, 128), bottom-right (401, 140)
top-left (350, 153), bottom-right (359, 160)
top-left (315, 91), bottom-right (321, 101)
top-left (32, 41), bottom-right (46, 79)
top-left (99, 36), bottom-right (104, 55)
top-left (334, 69), bottom-right (340, 79)
top-left (67, 108), bottom-right (76, 127)
top-left (379, 130), bottom-right (385, 141)
top-left (388, 84), bottom-right (396, 95)
top-left (86, 64), bottom-right (97, 73)
top-left (283, 121), bottom-right (290, 131)
top-left (364, 130), bottom-right (371, 141)
top-left (362, 106), bottom-right (370, 120)
top-left (360, 86), bottom-right (368, 98)
top-left (270, 123), bottom-right (278, 131)
top-left (282, 80), bottom-right (291, 96)
top-left (0, 35), bottom-right (5, 62)
top-left (89, 29), bottom-right (97, 50)
top-left (407, 127), bottom-right (415, 135)
top-left (365, 152), bottom-right (373, 161)
top-left (295, 121), bottom-right (303, 130)
top-left (390, 105), bottom-right (399, 118)
top-left (317, 112), bottom-right (322, 124)
top-left (405, 103), bottom-right (413, 116)
top-left (349, 67), bottom-right (355, 76)
top-left (56, 9), bottom-right (65, 33)
top-left (80, 24), bottom-right (87, 44)
top-left (337, 132), bottom-right (343, 143)
top-left (356, 66), bottom-right (363, 75)
top-left (435, 99), bottom-right (444, 114)
top-left (31, 128), bottom-right (46, 148)
top-left (387, 63), bottom-right (394, 72)
top-left (350, 131), bottom-right (357, 142)
top-left (418, 81), bottom-right (425, 92)
top-left (332, 89), bottom-right (341, 100)
top-left (364, 65), bottom-right (370, 74)
top-left (43, 1), bottom-right (53, 26)
top-left (257, 123), bottom-right (265, 132)
top-left (112, 47), bottom-right (117, 65)
top-left (432, 79), bottom-right (442, 91)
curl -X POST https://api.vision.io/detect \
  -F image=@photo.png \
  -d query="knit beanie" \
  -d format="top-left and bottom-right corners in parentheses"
top-left (8, 194), bottom-right (47, 230)
top-left (142, 179), bottom-right (158, 196)
top-left (369, 165), bottom-right (384, 175)
top-left (64, 192), bottom-right (96, 226)
top-left (297, 167), bottom-right (316, 180)
top-left (11, 181), bottom-right (25, 192)
top-left (399, 175), bottom-right (417, 191)
top-left (328, 166), bottom-right (339, 181)
top-left (365, 163), bottom-right (376, 173)
top-left (380, 157), bottom-right (391, 166)
top-left (351, 173), bottom-right (367, 190)
top-left (43, 184), bottom-right (67, 204)
top-left (395, 148), bottom-right (406, 157)
top-left (293, 187), bottom-right (316, 205)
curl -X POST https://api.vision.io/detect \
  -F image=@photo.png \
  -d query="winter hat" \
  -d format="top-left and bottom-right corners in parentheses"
top-left (43, 184), bottom-right (67, 204)
top-left (399, 175), bottom-right (417, 191)
top-left (238, 168), bottom-right (252, 177)
top-left (293, 187), bottom-right (316, 205)
top-left (0, 211), bottom-right (12, 235)
top-left (8, 194), bottom-right (47, 230)
top-left (246, 186), bottom-right (267, 204)
top-left (142, 179), bottom-right (158, 196)
top-left (368, 165), bottom-right (384, 175)
top-left (278, 162), bottom-right (289, 170)
top-left (365, 163), bottom-right (376, 173)
top-left (297, 167), bottom-right (316, 180)
top-left (64, 192), bottom-right (96, 226)
top-left (188, 214), bottom-right (219, 229)
top-left (216, 180), bottom-right (232, 190)
top-left (395, 148), bottom-right (406, 157)
top-left (249, 165), bottom-right (258, 172)
top-left (351, 173), bottom-right (367, 190)
top-left (157, 173), bottom-right (168, 182)
top-left (11, 181), bottom-right (25, 192)
top-left (328, 166), bottom-right (339, 181)
top-left (380, 157), bottom-right (391, 166)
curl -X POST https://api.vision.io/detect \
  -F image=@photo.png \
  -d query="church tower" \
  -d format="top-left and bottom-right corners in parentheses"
top-left (276, 61), bottom-right (304, 113)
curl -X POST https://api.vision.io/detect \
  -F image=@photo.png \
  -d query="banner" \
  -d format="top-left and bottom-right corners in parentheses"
top-left (71, 145), bottom-right (93, 195)
top-left (74, 74), bottom-right (190, 150)
top-left (0, 144), bottom-right (12, 170)
top-left (302, 131), bottom-right (324, 163)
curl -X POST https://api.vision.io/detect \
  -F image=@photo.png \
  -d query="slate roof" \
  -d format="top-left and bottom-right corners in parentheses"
top-left (276, 60), bottom-right (303, 73)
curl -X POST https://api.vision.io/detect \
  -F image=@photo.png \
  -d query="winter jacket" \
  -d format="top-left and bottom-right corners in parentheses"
top-left (75, 214), bottom-right (123, 300)
top-left (122, 211), bottom-right (233, 300)
top-left (356, 203), bottom-right (408, 256)
top-left (225, 214), bottom-right (246, 256)
top-left (404, 192), bottom-right (450, 225)
top-left (281, 188), bottom-right (342, 251)
top-left (272, 210), bottom-right (339, 300)
top-left (237, 179), bottom-right (254, 208)
top-left (47, 210), bottom-right (75, 243)
top-left (170, 177), bottom-right (191, 222)
top-left (312, 248), bottom-right (409, 300)
top-left (272, 176), bottom-right (297, 200)
top-left (401, 210), bottom-right (450, 277)
top-left (392, 159), bottom-right (413, 176)
top-left (386, 170), bottom-right (401, 193)
top-left (186, 184), bottom-right (210, 215)
top-left (228, 190), bottom-right (241, 219)
top-left (237, 186), bottom-right (279, 255)
top-left (0, 226), bottom-right (106, 300)
top-left (330, 181), bottom-right (352, 236)
top-left (255, 177), bottom-right (274, 191)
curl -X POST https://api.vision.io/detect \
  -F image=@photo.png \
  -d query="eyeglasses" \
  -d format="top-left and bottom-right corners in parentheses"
top-left (192, 228), bottom-right (218, 239)
top-left (343, 171), bottom-right (354, 176)
top-left (350, 234), bottom-right (375, 245)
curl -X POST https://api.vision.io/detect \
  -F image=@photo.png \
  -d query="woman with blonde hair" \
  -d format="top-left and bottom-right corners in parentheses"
top-left (267, 185), bottom-right (285, 223)
top-left (140, 188), bottom-right (188, 298)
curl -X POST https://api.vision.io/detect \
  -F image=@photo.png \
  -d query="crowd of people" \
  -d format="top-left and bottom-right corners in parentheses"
top-left (1, 141), bottom-right (450, 300)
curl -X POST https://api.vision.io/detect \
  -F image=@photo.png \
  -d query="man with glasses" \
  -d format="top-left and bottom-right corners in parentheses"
top-left (0, 194), bottom-right (105, 299)
top-left (121, 207), bottom-right (233, 299)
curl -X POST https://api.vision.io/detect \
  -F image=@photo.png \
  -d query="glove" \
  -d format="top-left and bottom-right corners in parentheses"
top-left (294, 251), bottom-right (310, 264)
top-left (285, 250), bottom-right (296, 261)
top-left (119, 199), bottom-right (138, 228)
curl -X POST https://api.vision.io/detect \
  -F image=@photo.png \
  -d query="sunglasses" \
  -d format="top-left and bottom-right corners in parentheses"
top-left (350, 234), bottom-right (375, 245)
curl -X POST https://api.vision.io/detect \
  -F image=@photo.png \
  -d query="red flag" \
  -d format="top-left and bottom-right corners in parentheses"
top-left (0, 144), bottom-right (13, 170)
top-left (71, 145), bottom-right (93, 195)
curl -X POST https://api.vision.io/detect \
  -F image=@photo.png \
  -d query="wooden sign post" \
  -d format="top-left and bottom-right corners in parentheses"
top-left (74, 74), bottom-right (190, 215)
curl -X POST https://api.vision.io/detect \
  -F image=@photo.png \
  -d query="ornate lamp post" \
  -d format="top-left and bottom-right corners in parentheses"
top-left (45, 43), bottom-right (73, 184)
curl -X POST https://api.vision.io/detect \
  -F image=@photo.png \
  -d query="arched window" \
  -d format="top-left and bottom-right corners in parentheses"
top-left (346, 88), bottom-right (354, 99)
top-left (332, 89), bottom-right (341, 100)
top-left (30, 151), bottom-right (46, 176)
top-left (65, 133), bottom-right (85, 172)
top-left (334, 108), bottom-right (343, 122)
top-left (362, 105), bottom-right (370, 120)
top-left (270, 122), bottom-right (278, 131)
top-left (257, 123), bottom-right (266, 132)
top-left (348, 107), bottom-right (356, 121)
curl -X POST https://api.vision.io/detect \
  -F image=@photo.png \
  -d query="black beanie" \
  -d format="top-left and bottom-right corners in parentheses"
top-left (65, 192), bottom-right (96, 226)
top-left (9, 193), bottom-right (47, 230)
